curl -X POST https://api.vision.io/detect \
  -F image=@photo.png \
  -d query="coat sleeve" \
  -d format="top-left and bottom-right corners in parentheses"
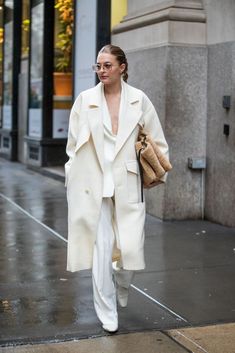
top-left (64, 94), bottom-right (82, 187)
top-left (142, 93), bottom-right (170, 183)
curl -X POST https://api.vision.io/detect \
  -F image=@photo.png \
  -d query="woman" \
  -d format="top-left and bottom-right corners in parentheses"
top-left (65, 44), bottom-right (169, 333)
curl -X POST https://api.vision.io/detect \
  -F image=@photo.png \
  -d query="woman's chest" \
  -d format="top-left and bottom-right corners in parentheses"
top-left (105, 95), bottom-right (121, 135)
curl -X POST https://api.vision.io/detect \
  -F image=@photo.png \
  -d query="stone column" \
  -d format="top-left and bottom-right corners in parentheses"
top-left (203, 0), bottom-right (235, 227)
top-left (112, 0), bottom-right (207, 220)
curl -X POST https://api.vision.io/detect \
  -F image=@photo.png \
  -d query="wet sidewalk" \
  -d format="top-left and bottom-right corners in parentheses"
top-left (0, 159), bottom-right (235, 352)
top-left (1, 324), bottom-right (235, 353)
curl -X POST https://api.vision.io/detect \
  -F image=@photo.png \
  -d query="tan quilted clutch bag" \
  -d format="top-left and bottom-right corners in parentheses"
top-left (135, 128), bottom-right (172, 198)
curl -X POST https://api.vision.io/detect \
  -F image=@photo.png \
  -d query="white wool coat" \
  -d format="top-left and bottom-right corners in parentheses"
top-left (65, 81), bottom-right (169, 272)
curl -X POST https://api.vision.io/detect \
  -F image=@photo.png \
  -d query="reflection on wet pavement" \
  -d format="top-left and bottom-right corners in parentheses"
top-left (1, 159), bottom-right (235, 346)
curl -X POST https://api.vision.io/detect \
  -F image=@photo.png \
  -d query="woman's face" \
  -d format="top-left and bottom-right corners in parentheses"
top-left (95, 52), bottom-right (125, 86)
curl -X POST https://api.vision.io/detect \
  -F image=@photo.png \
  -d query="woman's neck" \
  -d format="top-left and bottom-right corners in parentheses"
top-left (104, 80), bottom-right (122, 96)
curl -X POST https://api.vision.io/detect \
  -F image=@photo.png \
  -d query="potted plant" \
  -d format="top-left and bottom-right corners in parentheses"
top-left (54, 0), bottom-right (73, 96)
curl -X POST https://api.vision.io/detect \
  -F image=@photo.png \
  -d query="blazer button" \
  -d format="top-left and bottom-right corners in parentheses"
top-left (85, 189), bottom-right (89, 194)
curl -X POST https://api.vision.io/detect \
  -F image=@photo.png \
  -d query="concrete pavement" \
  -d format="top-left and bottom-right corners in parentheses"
top-left (1, 331), bottom-right (190, 353)
top-left (1, 324), bottom-right (235, 352)
top-left (169, 323), bottom-right (235, 353)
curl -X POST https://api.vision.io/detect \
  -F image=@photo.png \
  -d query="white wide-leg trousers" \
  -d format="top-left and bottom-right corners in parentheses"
top-left (92, 197), bottom-right (134, 327)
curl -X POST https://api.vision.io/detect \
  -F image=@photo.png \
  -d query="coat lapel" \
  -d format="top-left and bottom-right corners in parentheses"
top-left (114, 82), bottom-right (143, 158)
top-left (87, 83), bottom-right (104, 172)
top-left (86, 81), bottom-right (143, 167)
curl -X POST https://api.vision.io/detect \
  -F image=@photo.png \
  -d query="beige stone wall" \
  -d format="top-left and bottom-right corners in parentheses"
top-left (203, 0), bottom-right (235, 44)
top-left (112, 0), bottom-right (207, 220)
top-left (202, 0), bottom-right (235, 227)
top-left (112, 0), bottom-right (235, 226)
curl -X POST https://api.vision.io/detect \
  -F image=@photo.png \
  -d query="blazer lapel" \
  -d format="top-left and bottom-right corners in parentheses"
top-left (87, 83), bottom-right (104, 172)
top-left (114, 82), bottom-right (143, 158)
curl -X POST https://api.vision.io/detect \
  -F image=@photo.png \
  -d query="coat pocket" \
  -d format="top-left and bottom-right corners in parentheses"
top-left (75, 125), bottom-right (90, 153)
top-left (126, 160), bottom-right (140, 203)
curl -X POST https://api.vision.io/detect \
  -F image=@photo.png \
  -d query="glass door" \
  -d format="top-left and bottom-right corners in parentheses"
top-left (28, 0), bottom-right (44, 138)
top-left (0, 2), bottom-right (3, 128)
top-left (2, 0), bottom-right (13, 131)
top-left (53, 0), bottom-right (74, 139)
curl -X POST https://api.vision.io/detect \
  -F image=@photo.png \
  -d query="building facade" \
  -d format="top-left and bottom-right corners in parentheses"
top-left (0, 0), bottom-right (111, 167)
top-left (112, 0), bottom-right (235, 227)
